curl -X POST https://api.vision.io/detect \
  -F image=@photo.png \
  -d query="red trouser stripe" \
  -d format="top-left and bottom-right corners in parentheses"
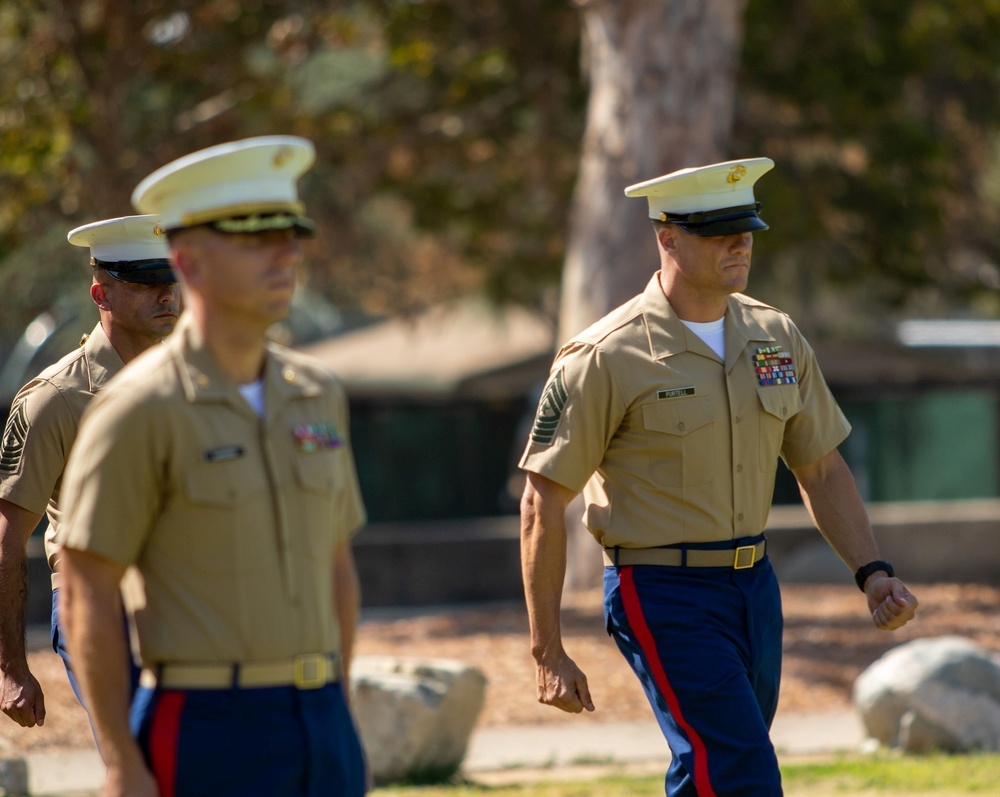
top-left (148, 691), bottom-right (185, 797)
top-left (619, 566), bottom-right (717, 797)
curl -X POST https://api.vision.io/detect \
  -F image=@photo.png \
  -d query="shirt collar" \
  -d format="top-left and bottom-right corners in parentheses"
top-left (83, 322), bottom-right (125, 393)
top-left (172, 314), bottom-right (322, 413)
top-left (642, 272), bottom-right (775, 366)
top-left (641, 274), bottom-right (688, 360)
top-left (724, 294), bottom-right (776, 369)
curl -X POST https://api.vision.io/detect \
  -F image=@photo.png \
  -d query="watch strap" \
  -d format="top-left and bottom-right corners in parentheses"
top-left (854, 559), bottom-right (894, 592)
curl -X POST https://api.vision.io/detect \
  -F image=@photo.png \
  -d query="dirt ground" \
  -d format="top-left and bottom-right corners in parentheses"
top-left (3, 582), bottom-right (999, 757)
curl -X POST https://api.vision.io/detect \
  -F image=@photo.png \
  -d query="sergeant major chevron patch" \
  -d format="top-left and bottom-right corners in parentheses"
top-left (530, 368), bottom-right (567, 445)
top-left (0, 400), bottom-right (28, 474)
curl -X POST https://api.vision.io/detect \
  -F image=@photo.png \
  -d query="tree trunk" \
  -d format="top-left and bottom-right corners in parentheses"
top-left (560, 0), bottom-right (749, 343)
top-left (560, 0), bottom-right (748, 590)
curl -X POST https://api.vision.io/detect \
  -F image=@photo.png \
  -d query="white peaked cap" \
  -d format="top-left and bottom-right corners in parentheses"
top-left (625, 157), bottom-right (775, 236)
top-left (131, 135), bottom-right (316, 232)
top-left (67, 215), bottom-right (170, 262)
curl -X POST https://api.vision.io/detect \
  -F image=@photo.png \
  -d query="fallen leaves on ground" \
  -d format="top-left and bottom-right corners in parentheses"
top-left (4, 582), bottom-right (997, 755)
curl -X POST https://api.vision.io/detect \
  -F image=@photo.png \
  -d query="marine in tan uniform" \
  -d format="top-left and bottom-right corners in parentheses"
top-left (0, 216), bottom-right (178, 729)
top-left (57, 137), bottom-right (367, 797)
top-left (519, 158), bottom-right (919, 796)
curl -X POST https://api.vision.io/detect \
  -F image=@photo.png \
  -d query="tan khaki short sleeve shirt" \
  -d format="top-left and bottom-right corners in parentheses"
top-left (0, 323), bottom-right (123, 572)
top-left (520, 274), bottom-right (850, 548)
top-left (58, 316), bottom-right (367, 666)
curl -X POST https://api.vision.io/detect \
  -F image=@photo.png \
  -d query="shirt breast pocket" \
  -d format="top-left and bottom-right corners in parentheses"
top-left (642, 398), bottom-right (715, 487)
top-left (756, 386), bottom-right (804, 471)
top-left (294, 452), bottom-right (342, 496)
top-left (183, 462), bottom-right (259, 508)
top-left (178, 460), bottom-right (265, 574)
top-left (294, 452), bottom-right (345, 558)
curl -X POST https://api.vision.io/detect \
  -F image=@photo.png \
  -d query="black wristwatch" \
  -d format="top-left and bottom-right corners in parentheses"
top-left (854, 560), bottom-right (894, 592)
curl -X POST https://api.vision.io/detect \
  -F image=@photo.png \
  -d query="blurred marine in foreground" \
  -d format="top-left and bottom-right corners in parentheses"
top-left (57, 136), bottom-right (368, 797)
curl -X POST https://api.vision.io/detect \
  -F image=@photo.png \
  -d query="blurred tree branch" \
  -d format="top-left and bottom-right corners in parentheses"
top-left (1, 1), bottom-right (1000, 351)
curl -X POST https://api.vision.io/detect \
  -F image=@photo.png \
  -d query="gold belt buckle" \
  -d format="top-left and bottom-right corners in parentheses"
top-left (294, 654), bottom-right (327, 689)
top-left (733, 545), bottom-right (756, 570)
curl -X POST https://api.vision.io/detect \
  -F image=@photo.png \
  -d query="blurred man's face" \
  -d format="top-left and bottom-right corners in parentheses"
top-left (175, 227), bottom-right (302, 328)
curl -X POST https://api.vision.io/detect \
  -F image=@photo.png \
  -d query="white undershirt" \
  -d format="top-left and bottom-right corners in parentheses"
top-left (238, 379), bottom-right (265, 417)
top-left (680, 317), bottom-right (725, 360)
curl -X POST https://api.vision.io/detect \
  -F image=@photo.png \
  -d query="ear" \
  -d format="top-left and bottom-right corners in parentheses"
top-left (168, 242), bottom-right (201, 288)
top-left (656, 224), bottom-right (679, 254)
top-left (90, 281), bottom-right (110, 311)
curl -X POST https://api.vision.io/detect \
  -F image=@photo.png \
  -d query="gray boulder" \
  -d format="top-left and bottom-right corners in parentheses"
top-left (350, 656), bottom-right (487, 785)
top-left (853, 635), bottom-right (1000, 752)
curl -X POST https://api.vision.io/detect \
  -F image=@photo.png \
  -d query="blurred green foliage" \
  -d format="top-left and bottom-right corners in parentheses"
top-left (0, 0), bottom-right (585, 345)
top-left (2, 1), bottom-right (1000, 347)
top-left (738, 1), bottom-right (1000, 331)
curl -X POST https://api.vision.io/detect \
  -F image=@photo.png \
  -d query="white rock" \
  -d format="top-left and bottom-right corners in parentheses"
top-left (853, 636), bottom-right (1000, 752)
top-left (350, 656), bottom-right (487, 785)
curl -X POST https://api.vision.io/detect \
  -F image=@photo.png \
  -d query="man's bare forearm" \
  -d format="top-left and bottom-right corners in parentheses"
top-left (333, 541), bottom-right (360, 689)
top-left (793, 449), bottom-right (918, 631)
top-left (519, 471), bottom-right (594, 713)
top-left (60, 548), bottom-right (142, 770)
top-left (793, 449), bottom-right (880, 570)
top-left (0, 550), bottom-right (28, 675)
top-left (0, 501), bottom-right (43, 675)
top-left (520, 473), bottom-right (576, 661)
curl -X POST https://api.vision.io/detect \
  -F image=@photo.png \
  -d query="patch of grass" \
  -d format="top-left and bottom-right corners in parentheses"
top-left (781, 751), bottom-right (1000, 793)
top-left (498, 755), bottom-right (557, 771)
top-left (568, 753), bottom-right (616, 766)
top-left (372, 752), bottom-right (1000, 796)
top-left (383, 763), bottom-right (462, 787)
top-left (373, 774), bottom-right (661, 796)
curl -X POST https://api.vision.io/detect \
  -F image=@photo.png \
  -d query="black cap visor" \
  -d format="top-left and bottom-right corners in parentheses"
top-left (94, 259), bottom-right (177, 285)
top-left (665, 203), bottom-right (769, 237)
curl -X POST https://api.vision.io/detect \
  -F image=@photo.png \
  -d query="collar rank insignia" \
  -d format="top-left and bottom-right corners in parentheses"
top-left (294, 423), bottom-right (343, 452)
top-left (754, 346), bottom-right (797, 386)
